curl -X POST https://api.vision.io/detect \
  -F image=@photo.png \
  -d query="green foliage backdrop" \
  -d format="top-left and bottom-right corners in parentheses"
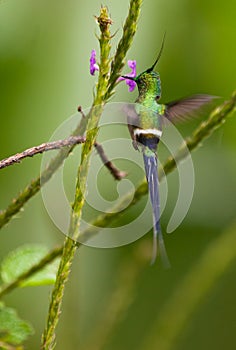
top-left (0, 0), bottom-right (235, 349)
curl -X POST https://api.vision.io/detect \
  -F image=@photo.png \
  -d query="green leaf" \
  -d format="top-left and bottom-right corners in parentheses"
top-left (0, 245), bottom-right (59, 287)
top-left (0, 303), bottom-right (33, 345)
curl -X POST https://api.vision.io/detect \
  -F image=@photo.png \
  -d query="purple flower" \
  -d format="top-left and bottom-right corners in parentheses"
top-left (118, 60), bottom-right (137, 92)
top-left (90, 49), bottom-right (99, 75)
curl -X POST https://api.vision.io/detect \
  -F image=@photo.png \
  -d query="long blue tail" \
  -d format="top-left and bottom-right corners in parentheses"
top-left (143, 153), bottom-right (170, 267)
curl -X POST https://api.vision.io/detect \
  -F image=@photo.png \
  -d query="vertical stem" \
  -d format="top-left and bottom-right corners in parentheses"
top-left (41, 1), bottom-right (143, 348)
top-left (41, 7), bottom-right (112, 350)
top-left (106, 0), bottom-right (142, 98)
top-left (41, 238), bottom-right (77, 349)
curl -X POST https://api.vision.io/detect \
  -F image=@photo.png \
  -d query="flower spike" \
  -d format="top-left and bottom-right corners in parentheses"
top-left (90, 49), bottom-right (99, 75)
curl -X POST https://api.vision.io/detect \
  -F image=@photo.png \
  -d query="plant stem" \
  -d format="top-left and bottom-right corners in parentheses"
top-left (0, 246), bottom-right (62, 299)
top-left (0, 116), bottom-right (87, 230)
top-left (107, 0), bottom-right (142, 99)
top-left (94, 142), bottom-right (127, 180)
top-left (41, 6), bottom-right (112, 346)
top-left (0, 136), bottom-right (85, 170)
top-left (41, 2), bottom-right (142, 348)
top-left (0, 135), bottom-right (125, 180)
top-left (41, 238), bottom-right (78, 350)
top-left (160, 90), bottom-right (236, 176)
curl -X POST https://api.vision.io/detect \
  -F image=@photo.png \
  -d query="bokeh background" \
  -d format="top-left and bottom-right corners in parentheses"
top-left (0, 0), bottom-right (236, 349)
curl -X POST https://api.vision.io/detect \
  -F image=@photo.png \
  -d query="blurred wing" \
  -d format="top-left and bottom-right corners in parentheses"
top-left (122, 103), bottom-right (140, 127)
top-left (164, 94), bottom-right (217, 124)
top-left (122, 103), bottom-right (140, 145)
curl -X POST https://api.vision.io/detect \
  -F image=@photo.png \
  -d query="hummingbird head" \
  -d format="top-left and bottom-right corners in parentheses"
top-left (121, 34), bottom-right (165, 100)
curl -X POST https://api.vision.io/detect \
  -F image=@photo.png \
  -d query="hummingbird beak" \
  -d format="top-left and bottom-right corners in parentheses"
top-left (121, 75), bottom-right (135, 81)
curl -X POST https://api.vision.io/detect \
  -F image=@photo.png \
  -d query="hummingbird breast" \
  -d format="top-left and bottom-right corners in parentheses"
top-left (134, 129), bottom-right (161, 152)
top-left (127, 101), bottom-right (164, 152)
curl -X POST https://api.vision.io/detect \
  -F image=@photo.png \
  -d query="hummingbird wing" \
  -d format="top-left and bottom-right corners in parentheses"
top-left (164, 94), bottom-right (216, 123)
top-left (122, 103), bottom-right (140, 148)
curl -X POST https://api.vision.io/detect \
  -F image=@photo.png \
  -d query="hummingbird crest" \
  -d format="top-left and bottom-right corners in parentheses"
top-left (122, 33), bottom-right (166, 102)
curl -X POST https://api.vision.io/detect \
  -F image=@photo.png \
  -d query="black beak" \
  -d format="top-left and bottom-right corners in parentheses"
top-left (121, 75), bottom-right (135, 81)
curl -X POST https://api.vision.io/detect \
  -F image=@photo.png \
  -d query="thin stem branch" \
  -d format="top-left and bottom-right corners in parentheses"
top-left (0, 120), bottom-right (127, 230)
top-left (95, 142), bottom-right (127, 180)
top-left (0, 247), bottom-right (63, 298)
top-left (0, 341), bottom-right (19, 350)
top-left (0, 114), bottom-right (87, 230)
top-left (159, 91), bottom-right (236, 176)
top-left (0, 136), bottom-right (126, 181)
top-left (77, 105), bottom-right (127, 180)
top-left (0, 136), bottom-right (85, 170)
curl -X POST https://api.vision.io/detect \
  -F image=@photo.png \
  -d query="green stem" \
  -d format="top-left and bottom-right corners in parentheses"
top-left (160, 90), bottom-right (236, 176)
top-left (41, 238), bottom-right (77, 350)
top-left (41, 3), bottom-right (142, 349)
top-left (0, 246), bottom-right (62, 299)
top-left (41, 8), bottom-right (112, 348)
top-left (69, 7), bottom-right (112, 242)
top-left (0, 117), bottom-right (87, 230)
top-left (106, 0), bottom-right (142, 99)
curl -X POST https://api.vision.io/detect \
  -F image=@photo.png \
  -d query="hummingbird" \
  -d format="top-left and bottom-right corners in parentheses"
top-left (122, 36), bottom-right (214, 266)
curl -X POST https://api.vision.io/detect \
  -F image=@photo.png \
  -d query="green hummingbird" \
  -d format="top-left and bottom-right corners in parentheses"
top-left (122, 36), bottom-right (214, 266)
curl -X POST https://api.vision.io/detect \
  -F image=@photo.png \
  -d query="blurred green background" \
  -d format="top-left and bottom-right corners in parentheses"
top-left (0, 0), bottom-right (236, 349)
